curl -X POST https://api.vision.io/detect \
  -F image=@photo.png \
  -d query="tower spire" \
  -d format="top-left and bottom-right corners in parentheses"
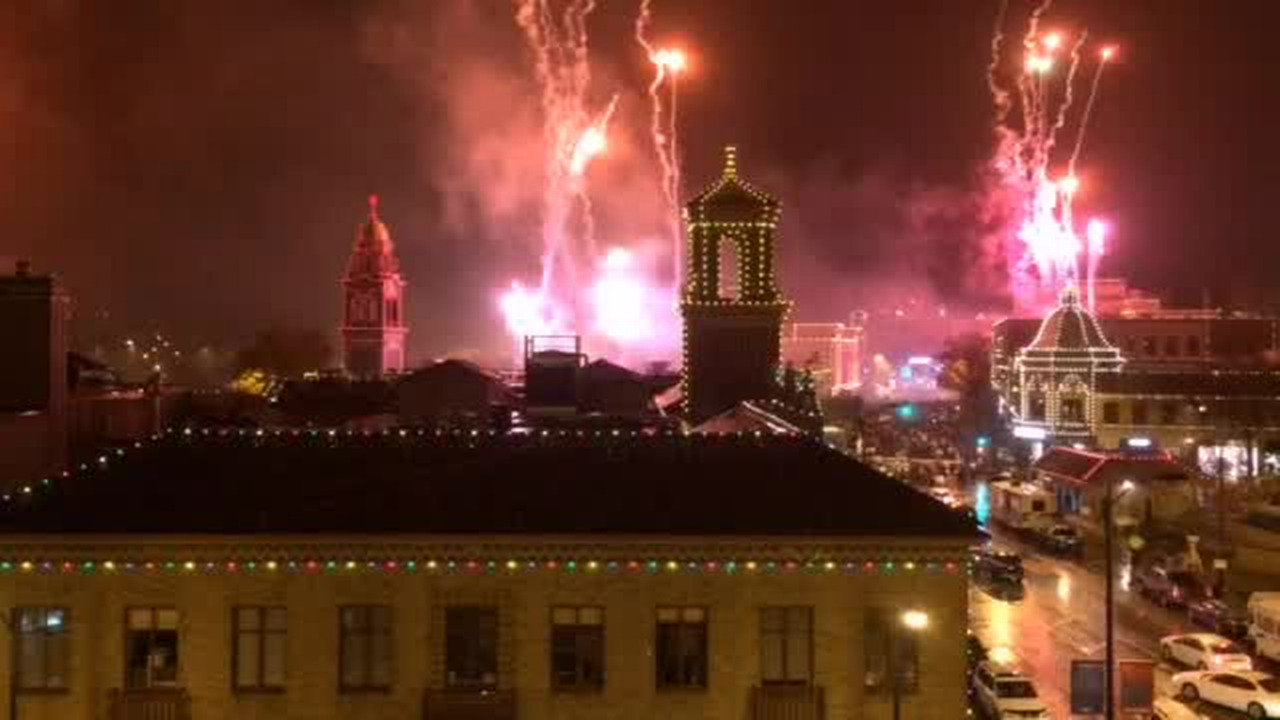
top-left (722, 145), bottom-right (738, 179)
top-left (368, 193), bottom-right (380, 221)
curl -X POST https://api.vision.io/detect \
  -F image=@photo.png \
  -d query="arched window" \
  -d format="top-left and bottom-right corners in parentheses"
top-left (718, 236), bottom-right (740, 300)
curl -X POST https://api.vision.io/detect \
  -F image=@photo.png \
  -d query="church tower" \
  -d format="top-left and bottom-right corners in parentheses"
top-left (681, 146), bottom-right (789, 423)
top-left (342, 195), bottom-right (408, 377)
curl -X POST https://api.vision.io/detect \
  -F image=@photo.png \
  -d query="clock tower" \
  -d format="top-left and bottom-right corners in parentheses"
top-left (342, 195), bottom-right (408, 377)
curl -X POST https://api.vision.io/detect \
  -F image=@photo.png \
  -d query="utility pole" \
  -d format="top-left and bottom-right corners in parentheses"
top-left (1103, 474), bottom-right (1116, 720)
top-left (2, 612), bottom-right (15, 720)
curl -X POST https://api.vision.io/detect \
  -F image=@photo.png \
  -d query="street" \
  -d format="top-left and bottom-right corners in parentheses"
top-left (969, 528), bottom-right (1276, 719)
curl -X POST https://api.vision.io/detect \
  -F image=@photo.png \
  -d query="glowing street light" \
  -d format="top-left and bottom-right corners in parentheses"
top-left (901, 609), bottom-right (930, 631)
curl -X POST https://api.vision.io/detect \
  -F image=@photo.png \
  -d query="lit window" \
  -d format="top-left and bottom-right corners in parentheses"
top-left (14, 607), bottom-right (69, 691)
top-left (864, 608), bottom-right (919, 694)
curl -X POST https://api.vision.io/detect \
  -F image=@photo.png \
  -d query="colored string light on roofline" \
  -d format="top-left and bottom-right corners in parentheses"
top-left (0, 558), bottom-right (966, 576)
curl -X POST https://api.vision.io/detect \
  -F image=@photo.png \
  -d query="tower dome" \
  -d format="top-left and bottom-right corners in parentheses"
top-left (1027, 286), bottom-right (1114, 352)
top-left (347, 195), bottom-right (400, 277)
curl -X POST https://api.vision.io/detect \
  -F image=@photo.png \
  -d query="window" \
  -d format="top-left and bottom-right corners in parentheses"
top-left (551, 607), bottom-right (604, 691)
top-left (656, 606), bottom-right (707, 689)
top-left (1187, 336), bottom-right (1201, 356)
top-left (761, 606), bottom-right (812, 685)
top-left (1160, 402), bottom-right (1180, 425)
top-left (126, 608), bottom-right (180, 688)
top-left (1028, 395), bottom-right (1046, 421)
top-left (1132, 401), bottom-right (1149, 425)
top-left (446, 606), bottom-right (498, 689)
top-left (1103, 402), bottom-right (1120, 424)
top-left (1060, 397), bottom-right (1085, 423)
top-left (1143, 336), bottom-right (1158, 356)
top-left (339, 606), bottom-right (393, 691)
top-left (233, 607), bottom-right (286, 691)
top-left (864, 608), bottom-right (920, 694)
top-left (14, 607), bottom-right (69, 691)
top-left (1164, 336), bottom-right (1180, 357)
top-left (718, 237), bottom-right (740, 300)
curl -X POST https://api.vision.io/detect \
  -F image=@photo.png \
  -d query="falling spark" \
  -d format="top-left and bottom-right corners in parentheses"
top-left (1069, 44), bottom-right (1117, 175)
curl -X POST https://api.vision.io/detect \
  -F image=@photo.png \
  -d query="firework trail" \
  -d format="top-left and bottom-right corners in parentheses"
top-left (635, 0), bottom-right (685, 289)
top-left (988, 0), bottom-right (1117, 315)
top-left (514, 0), bottom-right (610, 315)
top-left (1069, 45), bottom-right (1115, 176)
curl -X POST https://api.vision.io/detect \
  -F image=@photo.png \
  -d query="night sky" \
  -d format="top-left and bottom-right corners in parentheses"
top-left (3, 1), bottom-right (1276, 362)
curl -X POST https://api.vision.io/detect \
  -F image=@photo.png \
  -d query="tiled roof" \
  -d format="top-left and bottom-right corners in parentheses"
top-left (1034, 447), bottom-right (1194, 485)
top-left (0, 431), bottom-right (978, 539)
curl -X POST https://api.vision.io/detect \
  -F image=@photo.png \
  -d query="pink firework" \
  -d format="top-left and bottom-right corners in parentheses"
top-left (989, 1), bottom-right (1119, 315)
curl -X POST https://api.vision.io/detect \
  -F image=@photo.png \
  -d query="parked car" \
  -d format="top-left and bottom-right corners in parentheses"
top-left (1033, 523), bottom-right (1083, 556)
top-left (974, 546), bottom-right (1024, 583)
top-left (1188, 598), bottom-right (1249, 639)
top-left (1133, 565), bottom-right (1207, 607)
top-left (1160, 633), bottom-right (1253, 671)
top-left (1172, 670), bottom-right (1280, 719)
top-left (1151, 696), bottom-right (1204, 720)
top-left (1248, 592), bottom-right (1280, 663)
top-left (971, 661), bottom-right (1050, 719)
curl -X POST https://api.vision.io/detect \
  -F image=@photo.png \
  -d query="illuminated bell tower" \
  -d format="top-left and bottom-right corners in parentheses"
top-left (681, 146), bottom-right (789, 423)
top-left (342, 195), bottom-right (408, 377)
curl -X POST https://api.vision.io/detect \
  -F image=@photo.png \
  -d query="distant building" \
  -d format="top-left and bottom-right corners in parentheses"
top-left (397, 359), bottom-right (513, 426)
top-left (0, 260), bottom-right (70, 485)
top-left (781, 322), bottom-right (862, 395)
top-left (681, 147), bottom-right (789, 423)
top-left (993, 288), bottom-right (1280, 465)
top-left (341, 195), bottom-right (408, 378)
top-left (1033, 446), bottom-right (1197, 525)
top-left (0, 430), bottom-right (976, 720)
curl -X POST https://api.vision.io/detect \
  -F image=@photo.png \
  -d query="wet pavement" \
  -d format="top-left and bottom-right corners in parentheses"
top-left (969, 529), bottom-right (1273, 719)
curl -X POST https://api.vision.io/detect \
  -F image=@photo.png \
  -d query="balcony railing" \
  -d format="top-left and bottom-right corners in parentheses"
top-left (750, 684), bottom-right (825, 720)
top-left (423, 689), bottom-right (517, 720)
top-left (108, 688), bottom-right (192, 720)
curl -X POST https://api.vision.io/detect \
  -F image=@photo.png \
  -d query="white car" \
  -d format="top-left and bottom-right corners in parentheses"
top-left (1152, 697), bottom-right (1204, 720)
top-left (1160, 633), bottom-right (1253, 671)
top-left (971, 661), bottom-right (1051, 719)
top-left (1173, 670), bottom-right (1280, 719)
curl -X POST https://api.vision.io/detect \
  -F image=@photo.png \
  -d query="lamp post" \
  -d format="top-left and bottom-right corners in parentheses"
top-left (2, 611), bottom-right (15, 720)
top-left (1103, 478), bottom-right (1134, 720)
top-left (892, 609), bottom-right (930, 720)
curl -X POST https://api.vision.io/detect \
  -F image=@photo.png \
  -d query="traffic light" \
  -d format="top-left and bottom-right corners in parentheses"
top-left (895, 403), bottom-right (918, 422)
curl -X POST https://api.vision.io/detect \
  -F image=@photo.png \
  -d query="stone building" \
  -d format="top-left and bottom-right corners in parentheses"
top-left (0, 429), bottom-right (975, 720)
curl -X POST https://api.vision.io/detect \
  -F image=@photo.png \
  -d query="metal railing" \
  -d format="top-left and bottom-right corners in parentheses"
top-left (750, 684), bottom-right (825, 720)
top-left (108, 688), bottom-right (192, 720)
top-left (423, 688), bottom-right (517, 720)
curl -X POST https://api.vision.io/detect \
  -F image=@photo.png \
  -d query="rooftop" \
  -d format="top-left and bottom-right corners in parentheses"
top-left (0, 429), bottom-right (977, 539)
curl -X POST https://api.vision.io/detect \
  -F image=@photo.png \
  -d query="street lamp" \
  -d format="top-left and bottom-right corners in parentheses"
top-left (1104, 477), bottom-right (1135, 720)
top-left (893, 609), bottom-right (929, 720)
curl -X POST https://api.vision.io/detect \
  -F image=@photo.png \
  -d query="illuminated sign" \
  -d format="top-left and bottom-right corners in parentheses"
top-left (1013, 425), bottom-right (1047, 440)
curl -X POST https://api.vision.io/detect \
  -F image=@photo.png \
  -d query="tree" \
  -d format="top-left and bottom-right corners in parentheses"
top-left (235, 327), bottom-right (333, 379)
top-left (939, 332), bottom-right (999, 453)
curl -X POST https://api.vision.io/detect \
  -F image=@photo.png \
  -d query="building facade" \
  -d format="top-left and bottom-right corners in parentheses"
top-left (994, 289), bottom-right (1280, 462)
top-left (342, 195), bottom-right (408, 378)
top-left (781, 322), bottom-right (863, 396)
top-left (681, 147), bottom-right (789, 424)
top-left (0, 261), bottom-right (70, 486)
top-left (0, 431), bottom-right (975, 720)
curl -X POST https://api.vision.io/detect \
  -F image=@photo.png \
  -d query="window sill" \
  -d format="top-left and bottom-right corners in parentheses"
top-left (655, 685), bottom-right (709, 693)
top-left (338, 686), bottom-right (393, 695)
top-left (16, 688), bottom-right (71, 696)
top-left (232, 687), bottom-right (286, 696)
